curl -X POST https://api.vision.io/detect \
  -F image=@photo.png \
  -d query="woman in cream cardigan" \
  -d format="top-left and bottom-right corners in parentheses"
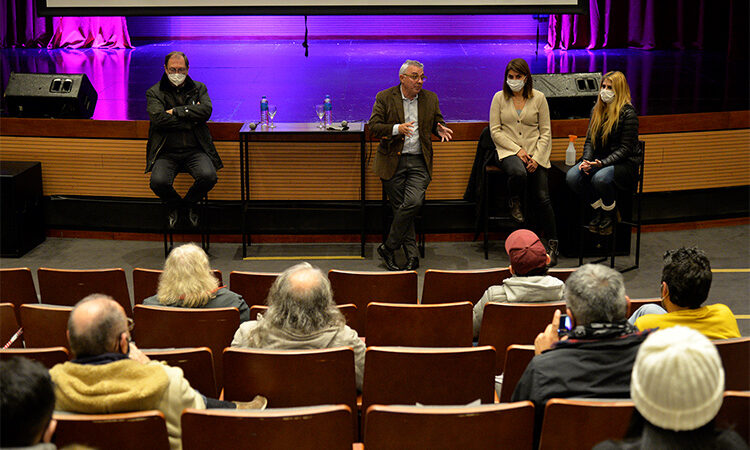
top-left (489, 58), bottom-right (558, 264)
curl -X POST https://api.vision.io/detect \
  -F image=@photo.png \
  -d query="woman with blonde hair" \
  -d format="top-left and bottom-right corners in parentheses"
top-left (143, 243), bottom-right (250, 322)
top-left (566, 71), bottom-right (641, 235)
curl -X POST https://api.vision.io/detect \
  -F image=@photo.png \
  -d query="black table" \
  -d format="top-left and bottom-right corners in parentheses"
top-left (238, 122), bottom-right (367, 258)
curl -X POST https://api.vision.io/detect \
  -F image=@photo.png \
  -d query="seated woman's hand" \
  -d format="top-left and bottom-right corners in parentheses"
top-left (516, 148), bottom-right (530, 163)
top-left (526, 158), bottom-right (538, 173)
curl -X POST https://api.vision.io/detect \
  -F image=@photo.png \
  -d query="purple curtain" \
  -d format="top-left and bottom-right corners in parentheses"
top-left (547, 0), bottom-right (748, 53)
top-left (1, 0), bottom-right (132, 48)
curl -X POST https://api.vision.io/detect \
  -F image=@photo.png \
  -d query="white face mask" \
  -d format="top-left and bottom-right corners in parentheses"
top-left (507, 77), bottom-right (525, 93)
top-left (168, 73), bottom-right (186, 86)
top-left (600, 88), bottom-right (616, 104)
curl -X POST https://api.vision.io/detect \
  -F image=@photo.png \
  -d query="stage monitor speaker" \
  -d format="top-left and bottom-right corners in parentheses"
top-left (534, 72), bottom-right (601, 120)
top-left (4, 72), bottom-right (98, 119)
top-left (0, 161), bottom-right (45, 257)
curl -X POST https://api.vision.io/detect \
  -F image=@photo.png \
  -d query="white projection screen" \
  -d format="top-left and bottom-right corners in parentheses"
top-left (37, 0), bottom-right (587, 16)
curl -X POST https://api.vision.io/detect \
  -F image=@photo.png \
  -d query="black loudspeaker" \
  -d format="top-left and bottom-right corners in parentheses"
top-left (535, 72), bottom-right (601, 120)
top-left (0, 161), bottom-right (46, 257)
top-left (4, 72), bottom-right (98, 119)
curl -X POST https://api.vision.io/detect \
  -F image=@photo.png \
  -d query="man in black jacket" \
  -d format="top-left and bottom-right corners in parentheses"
top-left (512, 263), bottom-right (651, 445)
top-left (146, 51), bottom-right (222, 228)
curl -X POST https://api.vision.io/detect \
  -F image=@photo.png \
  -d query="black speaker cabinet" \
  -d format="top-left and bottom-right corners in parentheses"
top-left (1, 161), bottom-right (45, 257)
top-left (535, 72), bottom-right (602, 119)
top-left (4, 72), bottom-right (98, 119)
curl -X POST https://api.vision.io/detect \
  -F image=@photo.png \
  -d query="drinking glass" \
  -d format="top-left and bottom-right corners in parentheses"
top-left (268, 104), bottom-right (277, 128)
top-left (315, 104), bottom-right (325, 129)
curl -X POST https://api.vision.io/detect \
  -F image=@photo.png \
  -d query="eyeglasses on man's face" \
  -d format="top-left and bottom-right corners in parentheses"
top-left (404, 73), bottom-right (427, 81)
top-left (166, 67), bottom-right (188, 75)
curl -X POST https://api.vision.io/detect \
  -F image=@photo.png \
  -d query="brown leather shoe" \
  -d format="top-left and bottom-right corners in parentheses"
top-left (233, 395), bottom-right (268, 410)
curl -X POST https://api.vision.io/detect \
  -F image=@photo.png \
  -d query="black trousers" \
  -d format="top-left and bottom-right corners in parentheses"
top-left (498, 155), bottom-right (558, 241)
top-left (149, 149), bottom-right (217, 207)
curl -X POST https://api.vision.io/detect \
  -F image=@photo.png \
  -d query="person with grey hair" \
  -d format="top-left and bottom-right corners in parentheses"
top-left (49, 294), bottom-right (264, 450)
top-left (147, 51), bottom-right (222, 230)
top-left (369, 59), bottom-right (453, 271)
top-left (512, 264), bottom-right (653, 446)
top-left (232, 262), bottom-right (366, 390)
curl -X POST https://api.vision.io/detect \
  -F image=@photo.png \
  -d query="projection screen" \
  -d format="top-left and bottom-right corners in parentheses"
top-left (37, 0), bottom-right (587, 16)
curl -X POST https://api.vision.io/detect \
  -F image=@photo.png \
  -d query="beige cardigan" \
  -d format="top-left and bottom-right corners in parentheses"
top-left (489, 88), bottom-right (552, 168)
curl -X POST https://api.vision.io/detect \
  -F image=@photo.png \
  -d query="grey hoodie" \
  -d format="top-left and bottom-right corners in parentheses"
top-left (472, 275), bottom-right (565, 338)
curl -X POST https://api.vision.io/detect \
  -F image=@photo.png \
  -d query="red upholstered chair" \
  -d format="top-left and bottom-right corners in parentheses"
top-left (717, 391), bottom-right (749, 443)
top-left (19, 304), bottom-right (73, 350)
top-left (365, 301), bottom-right (473, 347)
top-left (477, 301), bottom-right (566, 374)
top-left (328, 269), bottom-right (418, 336)
top-left (0, 303), bottom-right (23, 348)
top-left (714, 337), bottom-right (750, 391)
top-left (54, 410), bottom-right (170, 450)
top-left (181, 405), bottom-right (354, 450)
top-left (0, 268), bottom-right (38, 321)
top-left (364, 402), bottom-right (535, 450)
top-left (228, 271), bottom-right (279, 308)
top-left (548, 268), bottom-right (576, 283)
top-left (142, 347), bottom-right (217, 398)
top-left (133, 267), bottom-right (223, 305)
top-left (0, 347), bottom-right (70, 368)
top-left (37, 267), bottom-right (132, 317)
top-left (499, 344), bottom-right (536, 403)
top-left (626, 297), bottom-right (661, 317)
top-left (421, 268), bottom-right (511, 305)
top-left (538, 398), bottom-right (635, 450)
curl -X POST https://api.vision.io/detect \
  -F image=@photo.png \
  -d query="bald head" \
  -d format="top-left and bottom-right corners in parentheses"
top-left (68, 294), bottom-right (128, 358)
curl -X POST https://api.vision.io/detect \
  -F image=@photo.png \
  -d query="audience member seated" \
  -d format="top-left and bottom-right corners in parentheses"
top-left (512, 264), bottom-right (652, 445)
top-left (595, 326), bottom-right (748, 449)
top-left (472, 229), bottom-right (564, 338)
top-left (1, 357), bottom-right (57, 449)
top-left (143, 243), bottom-right (250, 322)
top-left (49, 294), bottom-right (265, 450)
top-left (629, 247), bottom-right (740, 340)
top-left (232, 262), bottom-right (366, 390)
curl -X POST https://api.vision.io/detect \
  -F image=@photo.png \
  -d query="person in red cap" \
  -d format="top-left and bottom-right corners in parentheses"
top-left (472, 228), bottom-right (564, 338)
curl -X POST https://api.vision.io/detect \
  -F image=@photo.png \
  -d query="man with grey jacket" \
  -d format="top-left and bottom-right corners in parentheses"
top-left (473, 229), bottom-right (564, 338)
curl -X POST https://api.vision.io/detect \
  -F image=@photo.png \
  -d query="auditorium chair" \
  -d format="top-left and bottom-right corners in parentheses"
top-left (54, 410), bottom-right (170, 450)
top-left (420, 268), bottom-right (511, 305)
top-left (537, 398), bottom-right (635, 450)
top-left (249, 303), bottom-right (358, 329)
top-left (714, 336), bottom-right (750, 391)
top-left (0, 303), bottom-right (23, 348)
top-left (364, 402), bottom-right (535, 450)
top-left (0, 267), bottom-right (39, 320)
top-left (327, 269), bottom-right (418, 336)
top-left (132, 267), bottom-right (223, 304)
top-left (548, 267), bottom-right (576, 282)
top-left (19, 304), bottom-right (73, 349)
top-left (477, 301), bottom-right (566, 374)
top-left (0, 347), bottom-right (70, 368)
top-left (37, 267), bottom-right (132, 317)
top-left (222, 347), bottom-right (358, 437)
top-left (578, 140), bottom-right (645, 272)
top-left (142, 347), bottom-right (217, 398)
top-left (133, 305), bottom-right (239, 393)
top-left (626, 297), bottom-right (661, 316)
top-left (499, 344), bottom-right (535, 403)
top-left (717, 391), bottom-right (749, 443)
top-left (181, 405), bottom-right (354, 450)
top-left (229, 270), bottom-right (280, 307)
top-left (365, 301), bottom-right (473, 347)
top-left (361, 346), bottom-right (496, 434)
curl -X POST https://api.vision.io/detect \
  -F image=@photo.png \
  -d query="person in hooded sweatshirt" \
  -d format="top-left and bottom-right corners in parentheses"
top-left (472, 228), bottom-right (564, 338)
top-left (231, 262), bottom-right (366, 391)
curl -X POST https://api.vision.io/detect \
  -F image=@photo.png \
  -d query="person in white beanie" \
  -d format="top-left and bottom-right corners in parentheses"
top-left (595, 326), bottom-right (748, 449)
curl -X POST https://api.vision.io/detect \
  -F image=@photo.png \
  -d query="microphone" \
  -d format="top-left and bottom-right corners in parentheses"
top-left (248, 122), bottom-right (257, 130)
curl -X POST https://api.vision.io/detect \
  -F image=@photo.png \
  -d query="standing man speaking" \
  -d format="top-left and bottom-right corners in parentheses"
top-left (369, 60), bottom-right (453, 271)
top-left (146, 51), bottom-right (222, 229)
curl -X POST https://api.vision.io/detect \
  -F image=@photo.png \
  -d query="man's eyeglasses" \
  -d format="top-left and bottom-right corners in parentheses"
top-left (167, 68), bottom-right (188, 75)
top-left (404, 73), bottom-right (427, 81)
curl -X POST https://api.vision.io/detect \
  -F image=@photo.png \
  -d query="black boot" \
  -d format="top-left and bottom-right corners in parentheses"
top-left (587, 210), bottom-right (602, 233)
top-left (548, 239), bottom-right (559, 267)
top-left (598, 209), bottom-right (619, 236)
top-left (508, 197), bottom-right (524, 223)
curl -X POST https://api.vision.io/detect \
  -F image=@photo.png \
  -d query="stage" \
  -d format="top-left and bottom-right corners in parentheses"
top-left (2, 37), bottom-right (748, 122)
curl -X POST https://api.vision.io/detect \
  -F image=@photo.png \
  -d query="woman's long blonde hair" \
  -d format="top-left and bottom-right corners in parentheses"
top-left (587, 71), bottom-right (631, 145)
top-left (157, 243), bottom-right (219, 307)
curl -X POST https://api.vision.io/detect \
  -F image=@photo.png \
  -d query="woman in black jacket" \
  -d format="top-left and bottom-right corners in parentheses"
top-left (566, 71), bottom-right (641, 235)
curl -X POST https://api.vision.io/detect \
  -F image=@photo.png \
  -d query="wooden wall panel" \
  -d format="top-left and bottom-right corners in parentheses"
top-left (1, 128), bottom-right (748, 200)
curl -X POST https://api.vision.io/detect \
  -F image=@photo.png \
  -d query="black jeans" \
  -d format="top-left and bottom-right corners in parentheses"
top-left (149, 149), bottom-right (217, 207)
top-left (498, 155), bottom-right (557, 240)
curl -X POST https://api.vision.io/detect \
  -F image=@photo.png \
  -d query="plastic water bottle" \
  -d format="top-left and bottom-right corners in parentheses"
top-left (565, 134), bottom-right (577, 166)
top-left (260, 96), bottom-right (269, 127)
top-left (324, 95), bottom-right (332, 126)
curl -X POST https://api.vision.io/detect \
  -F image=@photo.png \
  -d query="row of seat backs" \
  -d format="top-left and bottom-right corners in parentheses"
top-left (50, 392), bottom-right (750, 450)
top-left (0, 267), bottom-right (578, 327)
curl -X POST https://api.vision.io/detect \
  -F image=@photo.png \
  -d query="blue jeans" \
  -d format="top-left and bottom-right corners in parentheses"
top-left (628, 303), bottom-right (667, 325)
top-left (565, 162), bottom-right (635, 206)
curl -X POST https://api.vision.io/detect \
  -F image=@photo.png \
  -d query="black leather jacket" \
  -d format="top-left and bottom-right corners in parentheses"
top-left (582, 103), bottom-right (641, 167)
top-left (145, 73), bottom-right (222, 173)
